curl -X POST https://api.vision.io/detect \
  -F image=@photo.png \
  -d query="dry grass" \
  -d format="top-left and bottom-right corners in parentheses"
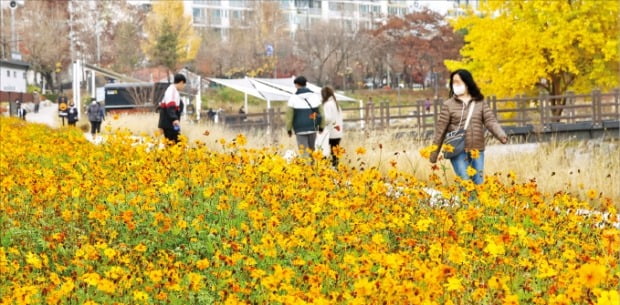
top-left (103, 113), bottom-right (619, 206)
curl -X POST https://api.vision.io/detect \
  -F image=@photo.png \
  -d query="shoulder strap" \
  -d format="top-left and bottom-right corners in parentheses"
top-left (463, 102), bottom-right (475, 130)
top-left (302, 97), bottom-right (314, 110)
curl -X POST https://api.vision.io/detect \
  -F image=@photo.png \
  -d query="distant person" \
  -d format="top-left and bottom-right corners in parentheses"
top-left (158, 73), bottom-right (186, 144)
top-left (16, 100), bottom-right (27, 120)
top-left (87, 99), bottom-right (105, 138)
top-left (67, 102), bottom-right (79, 126)
top-left (207, 108), bottom-right (216, 121)
top-left (285, 76), bottom-right (325, 154)
top-left (424, 97), bottom-right (431, 112)
top-left (239, 107), bottom-right (247, 121)
top-left (321, 86), bottom-right (344, 167)
top-left (429, 69), bottom-right (507, 184)
top-left (33, 91), bottom-right (41, 113)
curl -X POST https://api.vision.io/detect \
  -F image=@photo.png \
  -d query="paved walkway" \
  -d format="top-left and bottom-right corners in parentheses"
top-left (24, 101), bottom-right (59, 128)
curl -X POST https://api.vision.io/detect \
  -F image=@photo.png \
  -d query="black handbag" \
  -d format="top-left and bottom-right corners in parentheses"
top-left (443, 102), bottom-right (475, 159)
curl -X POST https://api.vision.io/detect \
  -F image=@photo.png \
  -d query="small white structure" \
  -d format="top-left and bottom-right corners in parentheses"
top-left (0, 59), bottom-right (29, 93)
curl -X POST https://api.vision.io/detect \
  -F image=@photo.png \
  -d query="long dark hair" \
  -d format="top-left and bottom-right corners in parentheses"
top-left (321, 86), bottom-right (340, 110)
top-left (449, 69), bottom-right (484, 101)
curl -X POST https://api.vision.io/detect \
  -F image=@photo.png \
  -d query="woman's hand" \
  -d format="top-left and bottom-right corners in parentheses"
top-left (500, 136), bottom-right (508, 144)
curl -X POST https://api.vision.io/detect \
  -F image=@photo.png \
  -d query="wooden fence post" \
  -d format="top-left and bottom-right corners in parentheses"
top-left (539, 92), bottom-right (547, 129)
top-left (384, 102), bottom-right (390, 130)
top-left (416, 100), bottom-right (423, 134)
top-left (592, 89), bottom-right (599, 125)
top-left (614, 88), bottom-right (620, 119)
top-left (566, 91), bottom-right (575, 123)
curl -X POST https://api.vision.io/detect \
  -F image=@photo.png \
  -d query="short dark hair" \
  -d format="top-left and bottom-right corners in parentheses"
top-left (449, 69), bottom-right (484, 101)
top-left (174, 74), bottom-right (187, 84)
top-left (293, 76), bottom-right (307, 86)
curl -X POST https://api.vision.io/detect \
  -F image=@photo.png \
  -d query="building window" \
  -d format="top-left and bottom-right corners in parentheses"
top-left (279, 0), bottom-right (291, 9)
top-left (6, 70), bottom-right (10, 77)
top-left (230, 0), bottom-right (250, 8)
top-left (328, 2), bottom-right (343, 11)
top-left (14, 71), bottom-right (17, 78)
top-left (210, 9), bottom-right (222, 25)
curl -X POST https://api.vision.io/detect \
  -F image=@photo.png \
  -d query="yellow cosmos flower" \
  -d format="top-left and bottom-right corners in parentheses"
top-left (466, 166), bottom-right (477, 177)
top-left (419, 144), bottom-right (438, 159)
top-left (25, 252), bottom-right (42, 269)
top-left (470, 149), bottom-right (480, 159)
top-left (103, 248), bottom-right (116, 260)
top-left (134, 243), bottom-right (147, 252)
top-left (445, 276), bottom-right (464, 292)
top-left (196, 258), bottom-right (210, 270)
top-left (443, 144), bottom-right (455, 153)
top-left (484, 239), bottom-right (505, 257)
top-left (503, 294), bottom-right (519, 305)
top-left (578, 263), bottom-right (606, 288)
top-left (133, 290), bottom-right (149, 302)
top-left (596, 290), bottom-right (620, 305)
top-left (355, 147), bottom-right (367, 155)
top-left (548, 294), bottom-right (571, 305)
top-left (235, 134), bottom-right (247, 146)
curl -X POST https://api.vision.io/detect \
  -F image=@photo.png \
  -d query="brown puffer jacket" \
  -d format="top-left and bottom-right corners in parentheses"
top-left (430, 97), bottom-right (506, 162)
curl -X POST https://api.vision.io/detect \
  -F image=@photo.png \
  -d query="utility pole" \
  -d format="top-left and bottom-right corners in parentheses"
top-left (10, 1), bottom-right (16, 54)
top-left (68, 0), bottom-right (76, 61)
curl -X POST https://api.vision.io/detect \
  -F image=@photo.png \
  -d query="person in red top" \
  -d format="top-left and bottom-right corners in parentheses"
top-left (158, 74), bottom-right (186, 143)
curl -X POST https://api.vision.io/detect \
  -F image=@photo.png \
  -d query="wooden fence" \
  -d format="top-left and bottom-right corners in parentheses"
top-left (203, 88), bottom-right (620, 140)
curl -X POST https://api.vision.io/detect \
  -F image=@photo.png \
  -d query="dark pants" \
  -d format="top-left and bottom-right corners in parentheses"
top-left (329, 138), bottom-right (341, 167)
top-left (90, 121), bottom-right (101, 134)
top-left (163, 128), bottom-right (180, 143)
top-left (34, 103), bottom-right (39, 113)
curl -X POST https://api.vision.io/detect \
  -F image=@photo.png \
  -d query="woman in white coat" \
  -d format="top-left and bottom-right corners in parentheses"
top-left (321, 86), bottom-right (344, 167)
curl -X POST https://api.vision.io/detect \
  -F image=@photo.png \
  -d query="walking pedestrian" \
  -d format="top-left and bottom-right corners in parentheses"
top-left (16, 100), bottom-right (27, 120)
top-left (321, 86), bottom-right (344, 167)
top-left (33, 91), bottom-right (41, 113)
top-left (158, 74), bottom-right (186, 144)
top-left (87, 99), bottom-right (105, 138)
top-left (285, 76), bottom-right (325, 155)
top-left (429, 69), bottom-right (507, 184)
top-left (67, 102), bottom-right (79, 126)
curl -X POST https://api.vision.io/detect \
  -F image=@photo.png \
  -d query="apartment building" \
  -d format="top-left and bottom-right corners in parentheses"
top-left (190, 0), bottom-right (420, 39)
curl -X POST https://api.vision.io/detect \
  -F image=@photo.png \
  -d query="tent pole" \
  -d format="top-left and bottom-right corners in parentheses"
top-left (196, 75), bottom-right (202, 121)
top-left (244, 93), bottom-right (248, 114)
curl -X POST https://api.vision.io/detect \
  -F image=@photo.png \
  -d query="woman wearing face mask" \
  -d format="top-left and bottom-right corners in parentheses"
top-left (430, 69), bottom-right (508, 184)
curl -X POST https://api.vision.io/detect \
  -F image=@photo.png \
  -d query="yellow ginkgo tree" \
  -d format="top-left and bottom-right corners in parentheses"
top-left (142, 0), bottom-right (201, 78)
top-left (445, 0), bottom-right (619, 116)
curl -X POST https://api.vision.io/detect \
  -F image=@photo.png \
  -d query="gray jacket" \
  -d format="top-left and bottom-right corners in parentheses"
top-left (87, 103), bottom-right (105, 122)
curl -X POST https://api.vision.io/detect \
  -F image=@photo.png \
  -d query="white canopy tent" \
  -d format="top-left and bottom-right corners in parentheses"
top-left (254, 77), bottom-right (357, 102)
top-left (208, 76), bottom-right (356, 112)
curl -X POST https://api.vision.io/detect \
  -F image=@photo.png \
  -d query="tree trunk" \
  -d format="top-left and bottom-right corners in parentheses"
top-left (42, 72), bottom-right (55, 93)
top-left (550, 75), bottom-right (565, 122)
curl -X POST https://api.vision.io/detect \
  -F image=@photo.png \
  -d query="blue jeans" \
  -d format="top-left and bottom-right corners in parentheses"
top-left (450, 150), bottom-right (485, 184)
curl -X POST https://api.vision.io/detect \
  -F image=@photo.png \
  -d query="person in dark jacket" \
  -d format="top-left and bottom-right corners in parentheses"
top-left (16, 100), bottom-right (27, 120)
top-left (87, 100), bottom-right (105, 138)
top-left (158, 74), bottom-right (186, 144)
top-left (67, 102), bottom-right (79, 126)
top-left (285, 76), bottom-right (325, 155)
top-left (430, 69), bottom-right (507, 184)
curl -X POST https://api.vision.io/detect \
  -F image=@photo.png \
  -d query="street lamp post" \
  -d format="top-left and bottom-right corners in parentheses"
top-left (10, 1), bottom-right (16, 54)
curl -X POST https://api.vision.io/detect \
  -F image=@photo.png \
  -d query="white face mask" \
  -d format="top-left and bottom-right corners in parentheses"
top-left (453, 84), bottom-right (467, 96)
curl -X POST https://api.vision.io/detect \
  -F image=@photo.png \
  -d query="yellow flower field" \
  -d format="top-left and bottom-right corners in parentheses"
top-left (1, 118), bottom-right (618, 305)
